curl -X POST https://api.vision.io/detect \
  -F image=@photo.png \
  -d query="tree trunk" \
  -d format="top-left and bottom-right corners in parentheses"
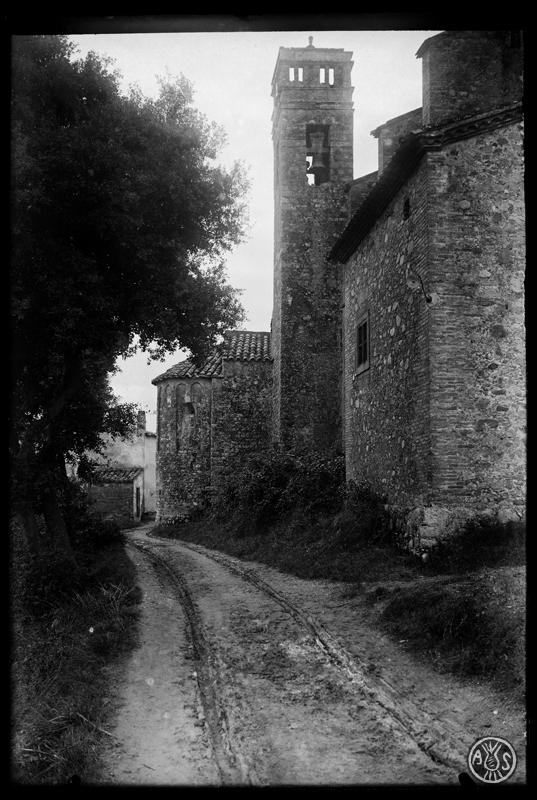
top-left (42, 487), bottom-right (78, 570)
top-left (13, 504), bottom-right (42, 557)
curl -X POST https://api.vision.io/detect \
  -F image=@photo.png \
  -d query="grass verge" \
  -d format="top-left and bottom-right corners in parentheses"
top-left (11, 519), bottom-right (141, 785)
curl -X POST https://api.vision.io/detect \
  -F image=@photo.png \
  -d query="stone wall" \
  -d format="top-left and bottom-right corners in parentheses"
top-left (419, 31), bottom-right (523, 127)
top-left (372, 108), bottom-right (423, 173)
top-left (343, 119), bottom-right (525, 547)
top-left (272, 49), bottom-right (353, 452)
top-left (343, 159), bottom-right (432, 507)
top-left (427, 121), bottom-right (525, 519)
top-left (211, 359), bottom-right (273, 487)
top-left (143, 433), bottom-right (157, 513)
top-left (277, 183), bottom-right (348, 452)
top-left (88, 476), bottom-right (142, 527)
top-left (156, 377), bottom-right (213, 522)
top-left (155, 361), bottom-right (273, 520)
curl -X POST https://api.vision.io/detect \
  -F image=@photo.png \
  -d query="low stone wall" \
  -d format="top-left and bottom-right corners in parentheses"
top-left (387, 503), bottom-right (525, 556)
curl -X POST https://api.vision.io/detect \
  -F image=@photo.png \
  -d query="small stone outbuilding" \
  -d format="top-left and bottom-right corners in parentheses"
top-left (87, 466), bottom-right (144, 527)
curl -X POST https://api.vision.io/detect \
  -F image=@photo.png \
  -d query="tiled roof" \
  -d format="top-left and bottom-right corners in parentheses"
top-left (222, 330), bottom-right (271, 361)
top-left (91, 466), bottom-right (143, 483)
top-left (152, 330), bottom-right (271, 384)
top-left (152, 351), bottom-right (223, 383)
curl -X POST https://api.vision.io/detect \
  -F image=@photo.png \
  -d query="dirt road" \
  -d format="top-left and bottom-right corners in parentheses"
top-left (98, 525), bottom-right (525, 786)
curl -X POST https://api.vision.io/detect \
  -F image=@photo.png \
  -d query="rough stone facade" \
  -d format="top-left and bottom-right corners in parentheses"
top-left (154, 31), bottom-right (525, 547)
top-left (426, 123), bottom-right (525, 519)
top-left (372, 107), bottom-right (423, 174)
top-left (332, 30), bottom-right (525, 547)
top-left (153, 332), bottom-right (272, 523)
top-left (156, 376), bottom-right (214, 521)
top-left (211, 358), bottom-right (273, 487)
top-left (342, 160), bottom-right (432, 509)
top-left (272, 44), bottom-right (353, 452)
top-left (418, 30), bottom-right (523, 127)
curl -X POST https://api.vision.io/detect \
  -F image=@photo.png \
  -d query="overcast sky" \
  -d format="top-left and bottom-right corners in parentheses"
top-left (68, 28), bottom-right (441, 432)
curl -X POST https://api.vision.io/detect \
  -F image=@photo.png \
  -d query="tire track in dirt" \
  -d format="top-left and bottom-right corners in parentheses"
top-left (129, 541), bottom-right (259, 785)
top-left (159, 536), bottom-right (471, 772)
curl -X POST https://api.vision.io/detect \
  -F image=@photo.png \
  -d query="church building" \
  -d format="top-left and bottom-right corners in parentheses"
top-left (153, 30), bottom-right (525, 549)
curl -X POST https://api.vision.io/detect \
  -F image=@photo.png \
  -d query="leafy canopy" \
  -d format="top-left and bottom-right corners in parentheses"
top-left (11, 34), bottom-right (248, 466)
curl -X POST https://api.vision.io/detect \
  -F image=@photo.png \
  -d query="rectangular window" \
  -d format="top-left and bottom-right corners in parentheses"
top-left (289, 67), bottom-right (295, 81)
top-left (319, 67), bottom-right (326, 84)
top-left (355, 313), bottom-right (370, 374)
top-left (297, 67), bottom-right (304, 82)
top-left (328, 67), bottom-right (335, 85)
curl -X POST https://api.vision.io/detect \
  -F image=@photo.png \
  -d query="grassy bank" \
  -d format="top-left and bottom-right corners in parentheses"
top-left (153, 494), bottom-right (525, 700)
top-left (11, 519), bottom-right (141, 785)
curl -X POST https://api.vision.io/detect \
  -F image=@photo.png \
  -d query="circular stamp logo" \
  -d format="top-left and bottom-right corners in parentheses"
top-left (467, 736), bottom-right (517, 784)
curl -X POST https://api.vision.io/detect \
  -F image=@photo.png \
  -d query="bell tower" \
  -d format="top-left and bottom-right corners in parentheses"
top-left (271, 38), bottom-right (354, 450)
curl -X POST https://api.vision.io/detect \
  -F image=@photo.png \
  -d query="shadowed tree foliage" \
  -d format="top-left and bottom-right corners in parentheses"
top-left (11, 35), bottom-right (248, 563)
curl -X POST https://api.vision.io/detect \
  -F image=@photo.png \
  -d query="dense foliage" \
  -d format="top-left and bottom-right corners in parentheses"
top-left (211, 448), bottom-right (347, 531)
top-left (11, 35), bottom-right (248, 561)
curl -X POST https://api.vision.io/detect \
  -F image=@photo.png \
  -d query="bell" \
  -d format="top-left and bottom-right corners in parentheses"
top-left (309, 152), bottom-right (325, 170)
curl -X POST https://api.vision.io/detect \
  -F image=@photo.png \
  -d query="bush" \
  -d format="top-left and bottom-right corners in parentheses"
top-left (425, 516), bottom-right (526, 573)
top-left (341, 480), bottom-right (391, 545)
top-left (62, 480), bottom-right (125, 551)
top-left (211, 449), bottom-right (345, 532)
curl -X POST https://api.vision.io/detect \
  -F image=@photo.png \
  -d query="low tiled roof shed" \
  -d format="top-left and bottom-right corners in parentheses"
top-left (91, 466), bottom-right (143, 483)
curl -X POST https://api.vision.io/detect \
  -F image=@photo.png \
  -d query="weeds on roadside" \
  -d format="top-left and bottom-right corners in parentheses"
top-left (11, 502), bottom-right (140, 785)
top-left (376, 566), bottom-right (525, 697)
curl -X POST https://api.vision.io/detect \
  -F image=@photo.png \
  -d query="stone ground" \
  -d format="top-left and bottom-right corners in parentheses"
top-left (96, 523), bottom-right (525, 787)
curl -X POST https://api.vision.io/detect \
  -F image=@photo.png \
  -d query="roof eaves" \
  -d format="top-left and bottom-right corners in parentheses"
top-left (330, 102), bottom-right (523, 263)
top-left (370, 107), bottom-right (423, 138)
top-left (415, 31), bottom-right (448, 59)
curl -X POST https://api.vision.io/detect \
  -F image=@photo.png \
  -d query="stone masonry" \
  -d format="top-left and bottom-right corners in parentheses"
top-left (154, 31), bottom-right (525, 548)
top-left (331, 30), bottom-right (525, 548)
top-left (152, 331), bottom-right (272, 523)
top-left (271, 43), bottom-right (354, 452)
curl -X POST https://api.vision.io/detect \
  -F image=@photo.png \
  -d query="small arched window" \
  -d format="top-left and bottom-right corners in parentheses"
top-left (176, 383), bottom-right (186, 404)
top-left (179, 402), bottom-right (196, 450)
top-left (191, 382), bottom-right (202, 404)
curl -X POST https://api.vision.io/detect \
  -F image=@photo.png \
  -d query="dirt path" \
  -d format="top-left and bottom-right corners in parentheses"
top-left (98, 525), bottom-right (525, 786)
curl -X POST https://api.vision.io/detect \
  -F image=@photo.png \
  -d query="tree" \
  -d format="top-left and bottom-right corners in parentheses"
top-left (11, 35), bottom-right (248, 562)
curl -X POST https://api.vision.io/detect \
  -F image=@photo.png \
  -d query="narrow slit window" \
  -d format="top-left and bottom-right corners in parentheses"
top-left (328, 67), bottom-right (335, 85)
top-left (289, 67), bottom-right (295, 81)
top-left (298, 67), bottom-right (304, 82)
top-left (320, 67), bottom-right (326, 84)
top-left (356, 313), bottom-right (370, 374)
top-left (306, 123), bottom-right (330, 185)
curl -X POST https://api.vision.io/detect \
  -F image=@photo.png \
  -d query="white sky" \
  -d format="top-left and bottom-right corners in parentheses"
top-left (68, 29), bottom-right (441, 432)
